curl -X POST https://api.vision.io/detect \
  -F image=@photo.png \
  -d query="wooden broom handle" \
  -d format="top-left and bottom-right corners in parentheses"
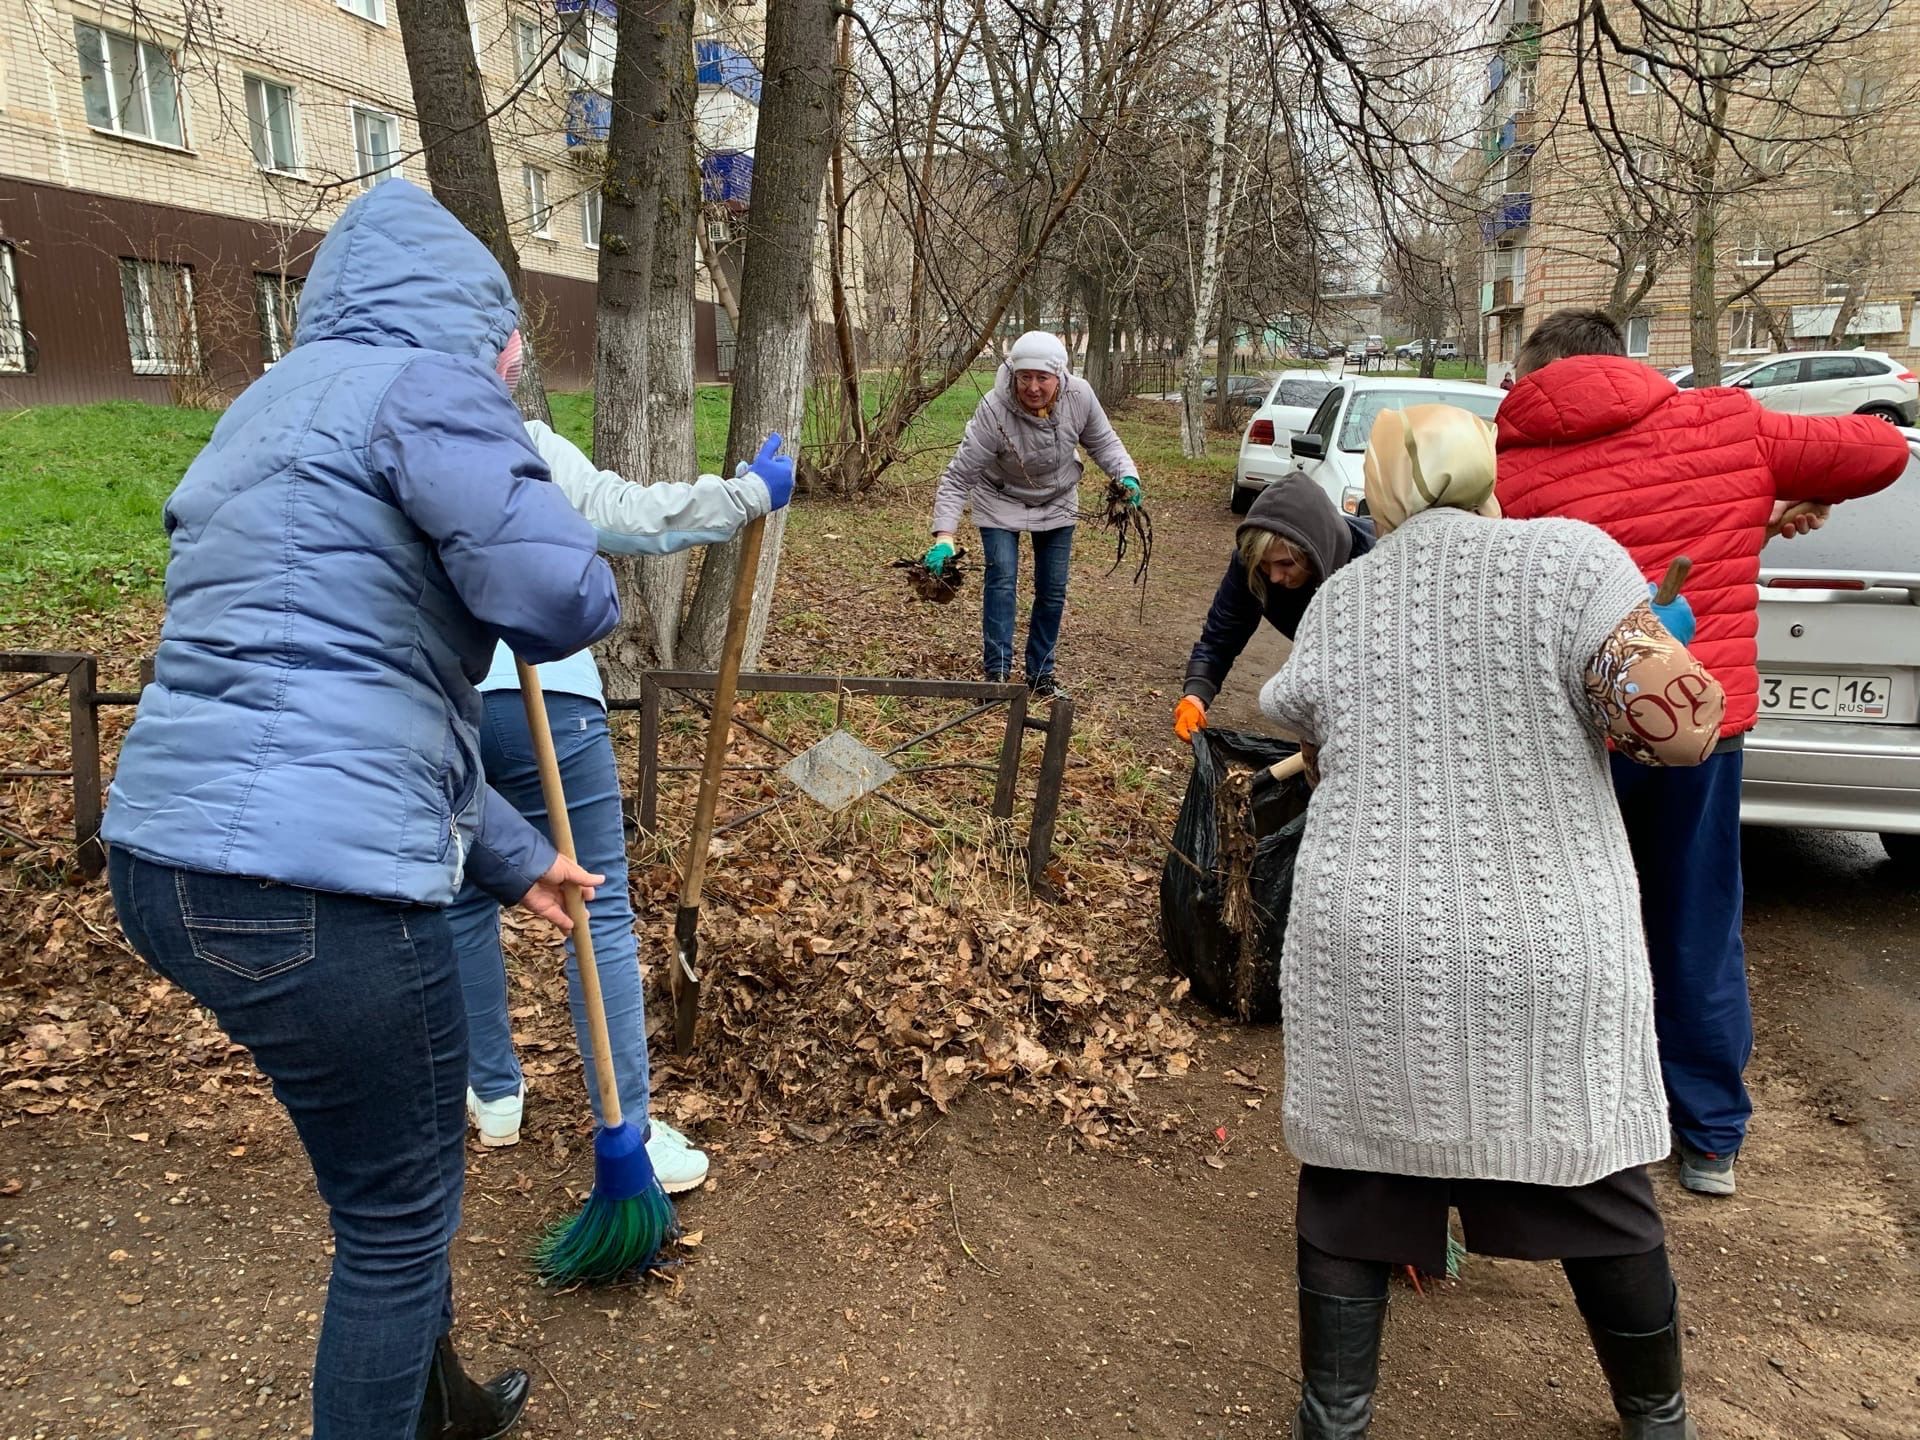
top-left (680, 514), bottom-right (767, 910)
top-left (516, 660), bottom-right (623, 1130)
top-left (1265, 752), bottom-right (1309, 784)
top-left (1652, 556), bottom-right (1692, 607)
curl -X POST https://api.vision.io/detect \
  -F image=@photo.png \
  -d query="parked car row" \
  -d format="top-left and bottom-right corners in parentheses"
top-left (1664, 350), bottom-right (1918, 423)
top-left (1228, 362), bottom-right (1920, 866)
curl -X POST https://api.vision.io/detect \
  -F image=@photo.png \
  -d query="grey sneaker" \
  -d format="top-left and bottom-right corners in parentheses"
top-left (1027, 673), bottom-right (1066, 700)
top-left (1675, 1140), bottom-right (1737, 1196)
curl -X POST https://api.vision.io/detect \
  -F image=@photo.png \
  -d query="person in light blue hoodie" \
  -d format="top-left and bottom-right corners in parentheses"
top-left (103, 180), bottom-right (613, 1440)
top-left (453, 425), bottom-right (794, 1196)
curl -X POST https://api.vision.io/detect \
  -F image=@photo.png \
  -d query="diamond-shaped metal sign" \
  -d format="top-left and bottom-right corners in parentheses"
top-left (781, 729), bottom-right (897, 813)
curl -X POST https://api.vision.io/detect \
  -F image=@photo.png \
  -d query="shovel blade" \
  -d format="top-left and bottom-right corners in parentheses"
top-left (671, 905), bottom-right (701, 1055)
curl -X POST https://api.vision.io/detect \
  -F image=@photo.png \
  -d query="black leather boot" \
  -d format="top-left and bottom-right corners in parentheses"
top-left (1291, 1287), bottom-right (1386, 1439)
top-left (416, 1334), bottom-right (532, 1440)
top-left (1583, 1306), bottom-right (1697, 1439)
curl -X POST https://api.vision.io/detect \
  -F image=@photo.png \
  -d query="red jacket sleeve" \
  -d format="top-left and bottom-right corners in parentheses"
top-left (1755, 404), bottom-right (1907, 504)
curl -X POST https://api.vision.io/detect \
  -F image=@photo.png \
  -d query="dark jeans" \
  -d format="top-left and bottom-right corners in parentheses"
top-left (1611, 747), bottom-right (1754, 1158)
top-left (979, 524), bottom-right (1074, 680)
top-left (447, 690), bottom-right (649, 1125)
top-left (109, 849), bottom-right (464, 1440)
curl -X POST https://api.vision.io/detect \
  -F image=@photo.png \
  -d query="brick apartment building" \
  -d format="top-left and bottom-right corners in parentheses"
top-left (1475, 0), bottom-right (1920, 378)
top-left (0, 0), bottom-right (766, 405)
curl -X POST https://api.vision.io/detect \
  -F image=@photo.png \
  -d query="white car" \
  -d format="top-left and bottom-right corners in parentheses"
top-left (1730, 350), bottom-right (1918, 423)
top-left (1746, 441), bottom-right (1920, 863)
top-left (1284, 376), bottom-right (1507, 516)
top-left (1231, 372), bottom-right (1345, 512)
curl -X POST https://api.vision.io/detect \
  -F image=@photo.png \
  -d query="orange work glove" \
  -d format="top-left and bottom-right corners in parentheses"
top-left (1173, 695), bottom-right (1208, 743)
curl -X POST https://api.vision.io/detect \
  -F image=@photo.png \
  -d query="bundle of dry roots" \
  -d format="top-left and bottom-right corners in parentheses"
top-left (891, 549), bottom-right (967, 604)
top-left (1087, 480), bottom-right (1153, 619)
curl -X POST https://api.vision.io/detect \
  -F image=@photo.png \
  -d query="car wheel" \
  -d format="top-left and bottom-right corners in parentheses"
top-left (1230, 484), bottom-right (1255, 515)
top-left (1859, 404), bottom-right (1904, 423)
top-left (1881, 831), bottom-right (1920, 865)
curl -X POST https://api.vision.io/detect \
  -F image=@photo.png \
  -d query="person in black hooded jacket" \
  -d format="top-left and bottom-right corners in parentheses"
top-left (1172, 472), bottom-right (1374, 741)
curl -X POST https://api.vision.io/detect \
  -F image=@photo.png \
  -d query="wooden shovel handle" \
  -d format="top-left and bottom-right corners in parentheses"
top-left (679, 515), bottom-right (767, 910)
top-left (1266, 752), bottom-right (1309, 784)
top-left (1652, 556), bottom-right (1692, 607)
top-left (516, 661), bottom-right (624, 1130)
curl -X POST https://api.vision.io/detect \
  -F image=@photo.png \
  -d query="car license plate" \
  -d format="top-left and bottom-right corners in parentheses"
top-left (1759, 672), bottom-right (1894, 720)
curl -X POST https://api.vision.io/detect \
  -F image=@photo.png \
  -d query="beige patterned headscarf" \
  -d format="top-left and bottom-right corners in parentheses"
top-left (1362, 404), bottom-right (1502, 535)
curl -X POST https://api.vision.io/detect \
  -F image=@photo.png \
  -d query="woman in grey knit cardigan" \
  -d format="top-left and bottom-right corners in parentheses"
top-left (1261, 405), bottom-right (1725, 1440)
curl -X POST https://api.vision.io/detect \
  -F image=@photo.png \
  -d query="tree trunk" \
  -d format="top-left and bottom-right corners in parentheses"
top-left (1688, 87), bottom-right (1733, 384)
top-left (392, 0), bottom-right (550, 423)
top-left (1211, 285), bottom-right (1234, 430)
top-left (589, 0), bottom-right (677, 694)
top-left (1179, 41), bottom-right (1234, 458)
top-left (1081, 270), bottom-right (1113, 399)
top-left (825, 10), bottom-right (865, 467)
top-left (679, 0), bottom-right (838, 671)
top-left (698, 225), bottom-right (742, 331)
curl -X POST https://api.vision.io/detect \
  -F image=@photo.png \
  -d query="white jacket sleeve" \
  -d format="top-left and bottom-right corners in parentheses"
top-left (524, 420), bottom-right (770, 557)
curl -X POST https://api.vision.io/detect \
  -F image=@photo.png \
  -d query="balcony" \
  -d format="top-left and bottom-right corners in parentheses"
top-left (696, 40), bottom-right (763, 105)
top-left (1483, 277), bottom-right (1523, 313)
top-left (1479, 193), bottom-right (1531, 241)
top-left (701, 149), bottom-right (754, 206)
top-left (565, 90), bottom-right (611, 147)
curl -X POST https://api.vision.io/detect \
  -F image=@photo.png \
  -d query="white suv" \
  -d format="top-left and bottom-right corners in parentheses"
top-left (1730, 350), bottom-right (1918, 423)
top-left (1232, 372), bottom-right (1345, 512)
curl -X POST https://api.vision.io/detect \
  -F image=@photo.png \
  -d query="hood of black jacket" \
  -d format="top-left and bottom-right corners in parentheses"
top-left (1236, 471), bottom-right (1354, 579)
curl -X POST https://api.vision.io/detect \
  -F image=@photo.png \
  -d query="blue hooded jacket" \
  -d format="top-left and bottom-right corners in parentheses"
top-left (103, 180), bottom-right (619, 907)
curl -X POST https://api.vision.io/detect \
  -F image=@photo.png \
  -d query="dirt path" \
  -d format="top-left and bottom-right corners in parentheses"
top-left (2, 403), bottom-right (1916, 1438)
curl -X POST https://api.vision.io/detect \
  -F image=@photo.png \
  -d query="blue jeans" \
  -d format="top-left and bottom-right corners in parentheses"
top-left (446, 690), bottom-right (649, 1128)
top-left (1611, 747), bottom-right (1754, 1157)
top-left (979, 523), bottom-right (1074, 680)
top-left (108, 849), bottom-right (462, 1439)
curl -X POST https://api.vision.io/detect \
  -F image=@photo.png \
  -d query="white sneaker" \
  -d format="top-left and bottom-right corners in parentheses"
top-left (646, 1120), bottom-right (710, 1194)
top-left (466, 1085), bottom-right (524, 1148)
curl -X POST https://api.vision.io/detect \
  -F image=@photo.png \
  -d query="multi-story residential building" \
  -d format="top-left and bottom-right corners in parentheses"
top-left (1473, 0), bottom-right (1920, 378)
top-left (0, 0), bottom-right (765, 404)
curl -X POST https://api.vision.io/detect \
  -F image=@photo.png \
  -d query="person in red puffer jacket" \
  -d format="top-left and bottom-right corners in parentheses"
top-left (1497, 308), bottom-right (1907, 1198)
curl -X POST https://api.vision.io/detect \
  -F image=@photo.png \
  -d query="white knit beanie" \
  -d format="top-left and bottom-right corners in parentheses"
top-left (1005, 330), bottom-right (1070, 382)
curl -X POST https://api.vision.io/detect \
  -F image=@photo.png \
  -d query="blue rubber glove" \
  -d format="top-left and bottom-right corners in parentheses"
top-left (1118, 475), bottom-right (1143, 506)
top-left (1648, 583), bottom-right (1696, 647)
top-left (924, 538), bottom-right (956, 573)
top-left (747, 432), bottom-right (795, 510)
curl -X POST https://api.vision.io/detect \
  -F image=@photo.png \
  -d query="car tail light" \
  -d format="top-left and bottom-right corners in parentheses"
top-left (1248, 419), bottom-right (1275, 446)
top-left (1897, 370), bottom-right (1916, 383)
top-left (1767, 577), bottom-right (1867, 590)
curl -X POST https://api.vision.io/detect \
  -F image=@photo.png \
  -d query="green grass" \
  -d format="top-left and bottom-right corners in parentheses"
top-left (0, 402), bottom-right (219, 620)
top-left (2, 375), bottom-right (990, 622)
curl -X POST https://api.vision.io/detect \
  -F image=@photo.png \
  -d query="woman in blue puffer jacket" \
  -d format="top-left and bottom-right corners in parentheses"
top-left (103, 180), bottom-right (614, 1440)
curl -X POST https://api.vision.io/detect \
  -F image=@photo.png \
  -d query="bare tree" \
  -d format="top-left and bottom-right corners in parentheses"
top-left (677, 0), bottom-right (842, 670)
top-left (1179, 27), bottom-right (1236, 458)
top-left (393, 0), bottom-right (553, 420)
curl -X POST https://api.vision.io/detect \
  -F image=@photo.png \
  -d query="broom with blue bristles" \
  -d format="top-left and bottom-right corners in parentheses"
top-left (515, 661), bottom-right (678, 1285)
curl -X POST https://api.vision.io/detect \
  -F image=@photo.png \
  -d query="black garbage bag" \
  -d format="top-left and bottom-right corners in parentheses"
top-left (1158, 728), bottom-right (1311, 1022)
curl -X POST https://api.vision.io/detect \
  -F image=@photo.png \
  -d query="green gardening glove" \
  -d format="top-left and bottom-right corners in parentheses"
top-left (1118, 476), bottom-right (1143, 506)
top-left (924, 538), bottom-right (956, 573)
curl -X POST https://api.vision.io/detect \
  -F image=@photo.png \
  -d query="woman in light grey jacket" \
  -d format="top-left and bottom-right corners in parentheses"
top-left (925, 330), bottom-right (1141, 696)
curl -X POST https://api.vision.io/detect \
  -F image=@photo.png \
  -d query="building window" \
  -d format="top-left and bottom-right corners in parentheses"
top-left (1628, 54), bottom-right (1652, 95)
top-left (74, 21), bottom-right (185, 148)
top-left (1736, 232), bottom-right (1773, 267)
top-left (514, 17), bottom-right (543, 78)
top-left (119, 259), bottom-right (198, 376)
top-left (707, 216), bottom-right (731, 243)
top-left (339, 0), bottom-right (386, 24)
top-left (523, 165), bottom-right (552, 237)
top-left (244, 76), bottom-right (299, 173)
top-left (1825, 274), bottom-right (1853, 299)
top-left (560, 14), bottom-right (615, 91)
top-left (351, 106), bottom-right (401, 188)
top-left (0, 245), bottom-right (26, 375)
top-left (256, 273), bottom-right (304, 363)
top-left (1625, 314), bottom-right (1651, 357)
top-left (1833, 182), bottom-right (1880, 215)
top-left (1729, 310), bottom-right (1767, 354)
top-left (581, 188), bottom-right (602, 248)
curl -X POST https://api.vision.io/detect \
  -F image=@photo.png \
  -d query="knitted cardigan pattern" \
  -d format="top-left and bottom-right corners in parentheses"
top-left (1261, 508), bottom-right (1670, 1187)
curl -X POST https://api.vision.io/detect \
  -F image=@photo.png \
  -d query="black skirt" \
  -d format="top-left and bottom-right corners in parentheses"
top-left (1296, 1163), bottom-right (1665, 1276)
